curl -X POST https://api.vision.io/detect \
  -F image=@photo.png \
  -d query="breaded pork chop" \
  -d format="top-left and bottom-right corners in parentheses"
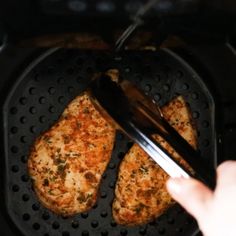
top-left (113, 96), bottom-right (197, 225)
top-left (28, 93), bottom-right (115, 216)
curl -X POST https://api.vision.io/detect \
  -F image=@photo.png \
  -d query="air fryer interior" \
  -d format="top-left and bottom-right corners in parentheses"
top-left (3, 48), bottom-right (217, 236)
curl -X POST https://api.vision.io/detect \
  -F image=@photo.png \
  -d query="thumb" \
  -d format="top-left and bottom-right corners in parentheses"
top-left (166, 177), bottom-right (213, 220)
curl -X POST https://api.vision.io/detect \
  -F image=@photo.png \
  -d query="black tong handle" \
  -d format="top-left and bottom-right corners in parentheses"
top-left (89, 74), bottom-right (216, 190)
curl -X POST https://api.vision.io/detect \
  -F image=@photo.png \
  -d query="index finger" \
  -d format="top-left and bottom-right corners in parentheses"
top-left (216, 161), bottom-right (236, 188)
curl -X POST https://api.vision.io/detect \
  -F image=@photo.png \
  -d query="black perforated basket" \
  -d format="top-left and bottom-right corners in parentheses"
top-left (3, 48), bottom-right (217, 236)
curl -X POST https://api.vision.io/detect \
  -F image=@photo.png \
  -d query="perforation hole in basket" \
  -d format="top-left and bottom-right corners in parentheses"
top-left (11, 165), bottom-right (19, 173)
top-left (81, 212), bottom-right (89, 219)
top-left (100, 191), bottom-right (107, 198)
top-left (120, 229), bottom-right (128, 236)
top-left (30, 126), bottom-right (37, 134)
top-left (110, 220), bottom-right (117, 227)
top-left (22, 193), bottom-right (30, 202)
top-left (175, 70), bottom-right (184, 78)
top-left (101, 230), bottom-right (108, 236)
top-left (22, 213), bottom-right (30, 221)
top-left (29, 87), bottom-right (36, 95)
top-left (109, 181), bottom-right (115, 189)
top-left (124, 67), bottom-right (131, 73)
top-left (118, 152), bottom-right (125, 160)
top-left (39, 116), bottom-right (46, 123)
top-left (182, 83), bottom-right (189, 90)
top-left (21, 155), bottom-right (27, 163)
top-left (102, 173), bottom-right (107, 179)
top-left (49, 106), bottom-right (56, 113)
top-left (58, 96), bottom-right (65, 104)
top-left (68, 86), bottom-right (75, 93)
top-left (91, 220), bottom-right (99, 228)
top-left (202, 120), bottom-right (209, 128)
top-left (42, 211), bottom-right (50, 221)
top-left (32, 203), bottom-right (40, 211)
top-left (48, 87), bottom-right (56, 95)
top-left (12, 184), bottom-right (19, 192)
top-left (52, 221), bottom-right (60, 230)
top-left (192, 92), bottom-right (199, 100)
top-left (20, 136), bottom-right (27, 143)
top-left (10, 126), bottom-right (18, 134)
top-left (154, 74), bottom-right (161, 82)
top-left (163, 84), bottom-right (170, 92)
top-left (39, 97), bottom-right (46, 104)
top-left (76, 76), bottom-right (84, 83)
top-left (193, 111), bottom-right (200, 119)
top-left (71, 220), bottom-right (79, 228)
top-left (57, 77), bottom-right (65, 84)
top-left (108, 162), bottom-right (116, 169)
top-left (62, 231), bottom-right (70, 236)
top-left (20, 116), bottom-right (27, 124)
top-left (19, 97), bottom-right (27, 105)
top-left (158, 227), bottom-right (166, 234)
top-left (100, 210), bottom-right (108, 218)
top-left (21, 174), bottom-right (29, 182)
top-left (144, 84), bottom-right (152, 93)
top-left (33, 222), bottom-right (40, 230)
top-left (154, 93), bottom-right (161, 102)
top-left (82, 230), bottom-right (89, 236)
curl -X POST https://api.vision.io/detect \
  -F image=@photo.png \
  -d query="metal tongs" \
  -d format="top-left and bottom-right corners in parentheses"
top-left (88, 74), bottom-right (216, 189)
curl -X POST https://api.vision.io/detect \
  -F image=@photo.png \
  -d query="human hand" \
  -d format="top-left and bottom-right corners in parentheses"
top-left (166, 160), bottom-right (236, 236)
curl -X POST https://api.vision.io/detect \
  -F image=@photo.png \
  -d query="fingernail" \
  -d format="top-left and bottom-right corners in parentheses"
top-left (167, 178), bottom-right (183, 195)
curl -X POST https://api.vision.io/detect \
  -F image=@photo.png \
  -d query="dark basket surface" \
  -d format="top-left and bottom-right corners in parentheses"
top-left (3, 48), bottom-right (216, 236)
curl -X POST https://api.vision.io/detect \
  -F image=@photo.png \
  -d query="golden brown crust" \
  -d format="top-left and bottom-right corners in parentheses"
top-left (28, 93), bottom-right (115, 216)
top-left (112, 96), bottom-right (197, 226)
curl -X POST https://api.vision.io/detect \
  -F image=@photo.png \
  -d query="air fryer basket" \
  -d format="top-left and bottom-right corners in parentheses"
top-left (3, 48), bottom-right (216, 236)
